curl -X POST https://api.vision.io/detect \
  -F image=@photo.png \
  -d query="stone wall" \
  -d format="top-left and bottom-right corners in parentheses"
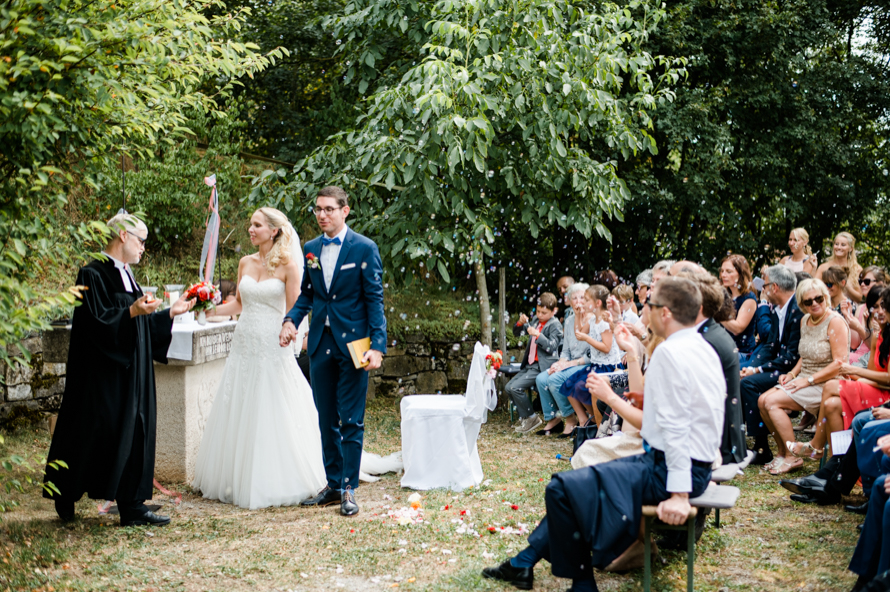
top-left (369, 331), bottom-right (523, 398)
top-left (0, 328), bottom-right (69, 421)
top-left (0, 326), bottom-right (524, 423)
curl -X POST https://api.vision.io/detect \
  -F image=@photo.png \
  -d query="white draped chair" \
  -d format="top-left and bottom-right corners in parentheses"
top-left (400, 342), bottom-right (496, 490)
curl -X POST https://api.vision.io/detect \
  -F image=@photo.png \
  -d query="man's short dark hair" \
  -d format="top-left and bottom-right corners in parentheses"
top-left (653, 277), bottom-right (701, 325)
top-left (538, 292), bottom-right (559, 311)
top-left (823, 265), bottom-right (847, 285)
top-left (317, 186), bottom-right (349, 208)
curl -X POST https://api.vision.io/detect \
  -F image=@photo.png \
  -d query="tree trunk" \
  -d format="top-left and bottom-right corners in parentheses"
top-left (475, 260), bottom-right (492, 348)
top-left (498, 267), bottom-right (507, 353)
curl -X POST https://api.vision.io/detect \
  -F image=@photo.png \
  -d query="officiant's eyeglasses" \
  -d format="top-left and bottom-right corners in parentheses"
top-left (314, 206), bottom-right (343, 216)
top-left (127, 231), bottom-right (147, 246)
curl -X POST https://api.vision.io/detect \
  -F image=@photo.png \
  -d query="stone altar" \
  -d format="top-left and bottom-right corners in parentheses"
top-left (153, 320), bottom-right (237, 483)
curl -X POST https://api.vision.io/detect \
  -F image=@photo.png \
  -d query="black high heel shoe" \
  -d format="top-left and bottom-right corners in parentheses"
top-left (556, 425), bottom-right (578, 439)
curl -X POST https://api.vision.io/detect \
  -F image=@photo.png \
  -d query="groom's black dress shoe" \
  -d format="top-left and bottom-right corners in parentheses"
top-left (779, 475), bottom-right (827, 495)
top-left (300, 486), bottom-right (340, 508)
top-left (341, 487), bottom-right (359, 517)
top-left (845, 502), bottom-right (870, 515)
top-left (482, 560), bottom-right (533, 590)
top-left (54, 499), bottom-right (76, 522)
top-left (789, 493), bottom-right (821, 504)
top-left (120, 511), bottom-right (171, 527)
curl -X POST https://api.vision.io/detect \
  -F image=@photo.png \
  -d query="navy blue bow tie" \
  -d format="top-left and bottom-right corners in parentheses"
top-left (322, 236), bottom-right (342, 246)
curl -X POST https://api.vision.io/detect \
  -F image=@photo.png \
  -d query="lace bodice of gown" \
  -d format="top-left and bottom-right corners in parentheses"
top-left (231, 276), bottom-right (288, 357)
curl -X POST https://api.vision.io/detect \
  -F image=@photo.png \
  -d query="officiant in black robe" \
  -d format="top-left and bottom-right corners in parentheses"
top-left (43, 214), bottom-right (193, 526)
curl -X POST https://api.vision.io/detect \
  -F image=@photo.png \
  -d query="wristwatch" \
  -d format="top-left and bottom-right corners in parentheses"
top-left (807, 376), bottom-right (815, 385)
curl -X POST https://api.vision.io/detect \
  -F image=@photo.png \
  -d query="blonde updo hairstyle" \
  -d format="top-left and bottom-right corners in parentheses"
top-left (790, 227), bottom-right (813, 256)
top-left (255, 207), bottom-right (296, 275)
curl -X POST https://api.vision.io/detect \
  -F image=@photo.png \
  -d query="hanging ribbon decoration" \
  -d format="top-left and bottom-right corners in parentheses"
top-left (198, 174), bottom-right (220, 283)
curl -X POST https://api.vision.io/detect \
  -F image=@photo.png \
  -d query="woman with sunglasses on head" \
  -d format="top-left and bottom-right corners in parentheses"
top-left (719, 254), bottom-right (758, 360)
top-left (822, 265), bottom-right (853, 313)
top-left (789, 288), bottom-right (890, 462)
top-left (816, 231), bottom-right (863, 303)
top-left (757, 279), bottom-right (849, 474)
top-left (780, 227), bottom-right (818, 275)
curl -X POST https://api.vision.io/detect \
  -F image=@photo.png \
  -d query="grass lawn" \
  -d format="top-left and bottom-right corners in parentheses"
top-left (0, 399), bottom-right (864, 592)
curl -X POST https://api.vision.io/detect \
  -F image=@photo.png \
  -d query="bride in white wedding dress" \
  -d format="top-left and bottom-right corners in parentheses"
top-left (192, 207), bottom-right (326, 509)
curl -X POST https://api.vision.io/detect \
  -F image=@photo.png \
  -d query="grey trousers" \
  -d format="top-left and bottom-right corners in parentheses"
top-left (505, 363), bottom-right (542, 419)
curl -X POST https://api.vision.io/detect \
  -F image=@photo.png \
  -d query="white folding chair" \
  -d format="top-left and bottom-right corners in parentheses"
top-left (400, 342), bottom-right (496, 490)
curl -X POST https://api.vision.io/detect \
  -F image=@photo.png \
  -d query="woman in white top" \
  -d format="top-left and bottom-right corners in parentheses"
top-left (780, 227), bottom-right (817, 275)
top-left (560, 284), bottom-right (622, 426)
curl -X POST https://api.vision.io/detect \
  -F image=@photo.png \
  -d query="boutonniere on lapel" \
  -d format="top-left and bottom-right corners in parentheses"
top-left (306, 252), bottom-right (320, 270)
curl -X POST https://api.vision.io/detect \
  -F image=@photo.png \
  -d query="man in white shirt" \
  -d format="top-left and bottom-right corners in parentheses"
top-left (482, 277), bottom-right (725, 592)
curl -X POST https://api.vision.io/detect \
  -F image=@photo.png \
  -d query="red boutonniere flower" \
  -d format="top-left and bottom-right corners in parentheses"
top-left (306, 252), bottom-right (320, 270)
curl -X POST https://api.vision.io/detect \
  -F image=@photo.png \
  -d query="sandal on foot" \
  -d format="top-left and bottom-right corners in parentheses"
top-left (770, 457), bottom-right (804, 475)
top-left (763, 456), bottom-right (785, 471)
top-left (787, 441), bottom-right (824, 460)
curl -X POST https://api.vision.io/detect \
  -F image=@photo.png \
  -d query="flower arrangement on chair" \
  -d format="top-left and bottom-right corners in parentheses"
top-left (485, 350), bottom-right (503, 378)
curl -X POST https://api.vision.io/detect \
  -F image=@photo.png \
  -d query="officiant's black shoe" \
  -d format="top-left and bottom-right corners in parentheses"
top-left (300, 486), bottom-right (340, 508)
top-left (845, 502), bottom-right (870, 515)
top-left (341, 487), bottom-right (359, 517)
top-left (482, 560), bottom-right (533, 590)
top-left (789, 493), bottom-right (821, 504)
top-left (120, 511), bottom-right (170, 527)
top-left (54, 499), bottom-right (75, 522)
top-left (779, 475), bottom-right (826, 495)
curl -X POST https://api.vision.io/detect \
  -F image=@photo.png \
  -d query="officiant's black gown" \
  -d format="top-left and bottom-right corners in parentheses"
top-left (43, 258), bottom-right (173, 506)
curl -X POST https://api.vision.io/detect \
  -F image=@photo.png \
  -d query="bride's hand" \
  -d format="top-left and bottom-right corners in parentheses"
top-left (279, 322), bottom-right (297, 347)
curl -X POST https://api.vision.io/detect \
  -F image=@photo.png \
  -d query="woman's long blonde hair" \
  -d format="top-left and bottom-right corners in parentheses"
top-left (790, 227), bottom-right (813, 256)
top-left (256, 207), bottom-right (296, 275)
top-left (827, 231), bottom-right (861, 279)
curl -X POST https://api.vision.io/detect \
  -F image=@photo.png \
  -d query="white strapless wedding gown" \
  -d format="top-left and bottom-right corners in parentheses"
top-left (191, 276), bottom-right (326, 509)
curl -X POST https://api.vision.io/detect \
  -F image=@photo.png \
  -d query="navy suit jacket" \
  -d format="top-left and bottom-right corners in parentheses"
top-left (749, 297), bottom-right (804, 374)
top-left (286, 228), bottom-right (387, 357)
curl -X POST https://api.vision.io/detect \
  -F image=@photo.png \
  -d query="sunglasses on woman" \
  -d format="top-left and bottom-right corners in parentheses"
top-left (802, 295), bottom-right (825, 307)
top-left (860, 278), bottom-right (875, 286)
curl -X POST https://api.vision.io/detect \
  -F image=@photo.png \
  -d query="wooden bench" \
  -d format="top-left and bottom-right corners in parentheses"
top-left (641, 482), bottom-right (742, 592)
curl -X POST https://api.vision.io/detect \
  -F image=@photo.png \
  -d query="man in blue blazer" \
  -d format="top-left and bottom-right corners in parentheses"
top-left (279, 186), bottom-right (387, 517)
top-left (739, 265), bottom-right (803, 465)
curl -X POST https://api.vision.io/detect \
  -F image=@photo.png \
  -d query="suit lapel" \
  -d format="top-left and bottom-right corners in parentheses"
top-left (328, 229), bottom-right (354, 294)
top-left (308, 238), bottom-right (327, 296)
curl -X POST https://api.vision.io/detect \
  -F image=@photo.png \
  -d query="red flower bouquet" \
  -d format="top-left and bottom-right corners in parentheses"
top-left (485, 350), bottom-right (503, 377)
top-left (184, 281), bottom-right (222, 312)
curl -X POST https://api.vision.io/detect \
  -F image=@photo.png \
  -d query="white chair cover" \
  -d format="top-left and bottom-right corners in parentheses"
top-left (400, 342), bottom-right (496, 490)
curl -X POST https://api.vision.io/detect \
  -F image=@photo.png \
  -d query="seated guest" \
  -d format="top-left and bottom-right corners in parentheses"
top-left (571, 325), bottom-right (652, 468)
top-left (563, 285), bottom-right (623, 427)
top-left (682, 271), bottom-right (746, 464)
top-left (592, 269), bottom-right (619, 290)
top-left (669, 260), bottom-right (703, 276)
top-left (555, 276), bottom-right (575, 323)
top-left (482, 278), bottom-right (725, 592)
top-left (850, 269), bottom-right (886, 363)
top-left (739, 265), bottom-right (802, 465)
top-left (817, 231), bottom-right (863, 302)
top-left (758, 279), bottom-right (849, 474)
top-left (612, 284), bottom-right (640, 325)
top-left (849, 433), bottom-right (890, 591)
top-left (507, 293), bottom-right (564, 434)
top-left (536, 284), bottom-right (589, 437)
top-left (780, 407), bottom-right (890, 507)
top-left (650, 260), bottom-right (675, 286)
top-left (719, 254), bottom-right (758, 360)
top-left (635, 270), bottom-right (652, 313)
top-left (824, 265), bottom-right (853, 313)
top-left (789, 289), bottom-right (890, 458)
top-left (780, 227), bottom-right (818, 275)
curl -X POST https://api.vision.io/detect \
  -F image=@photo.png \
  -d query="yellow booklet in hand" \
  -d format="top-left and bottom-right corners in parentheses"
top-left (347, 337), bottom-right (372, 369)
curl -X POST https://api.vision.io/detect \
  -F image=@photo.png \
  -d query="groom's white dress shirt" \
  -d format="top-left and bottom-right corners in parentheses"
top-left (102, 252), bottom-right (137, 293)
top-left (321, 225), bottom-right (349, 326)
top-left (640, 326), bottom-right (725, 493)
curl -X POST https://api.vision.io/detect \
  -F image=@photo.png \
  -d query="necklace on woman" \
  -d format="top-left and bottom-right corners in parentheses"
top-left (811, 311), bottom-right (829, 325)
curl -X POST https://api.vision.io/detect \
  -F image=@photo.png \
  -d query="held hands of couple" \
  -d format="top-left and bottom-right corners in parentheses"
top-left (277, 323), bottom-right (383, 372)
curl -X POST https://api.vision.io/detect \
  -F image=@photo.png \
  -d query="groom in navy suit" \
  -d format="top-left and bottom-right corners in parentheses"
top-left (280, 186), bottom-right (387, 517)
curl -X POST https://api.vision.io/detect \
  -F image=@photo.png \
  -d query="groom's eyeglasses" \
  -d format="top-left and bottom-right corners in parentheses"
top-left (314, 206), bottom-right (343, 216)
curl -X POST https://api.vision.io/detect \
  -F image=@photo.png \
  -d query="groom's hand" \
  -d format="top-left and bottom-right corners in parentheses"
top-left (279, 322), bottom-right (297, 347)
top-left (362, 349), bottom-right (383, 371)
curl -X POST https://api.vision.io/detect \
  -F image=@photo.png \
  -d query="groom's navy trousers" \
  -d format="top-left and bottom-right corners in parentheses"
top-left (310, 327), bottom-right (369, 492)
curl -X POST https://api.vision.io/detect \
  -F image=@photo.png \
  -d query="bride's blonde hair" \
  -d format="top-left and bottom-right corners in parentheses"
top-left (256, 207), bottom-right (296, 275)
